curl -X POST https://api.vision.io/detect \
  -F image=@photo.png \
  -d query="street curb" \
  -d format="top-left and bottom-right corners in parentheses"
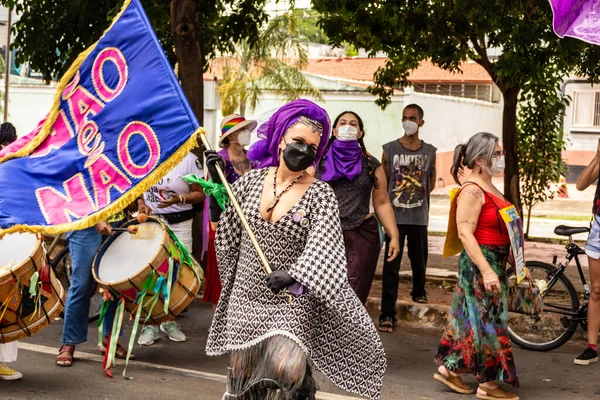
top-left (364, 297), bottom-right (449, 327)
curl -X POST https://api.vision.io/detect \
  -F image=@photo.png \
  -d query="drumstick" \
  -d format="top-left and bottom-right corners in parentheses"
top-left (112, 226), bottom-right (139, 234)
top-left (200, 133), bottom-right (272, 275)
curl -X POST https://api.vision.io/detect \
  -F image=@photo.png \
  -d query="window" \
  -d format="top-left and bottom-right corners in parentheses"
top-left (411, 82), bottom-right (497, 102)
top-left (572, 91), bottom-right (600, 129)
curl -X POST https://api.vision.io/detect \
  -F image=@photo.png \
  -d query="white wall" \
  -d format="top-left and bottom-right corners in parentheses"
top-left (563, 80), bottom-right (600, 151)
top-left (208, 91), bottom-right (406, 158)
top-left (404, 90), bottom-right (503, 152)
top-left (3, 84), bottom-right (55, 136)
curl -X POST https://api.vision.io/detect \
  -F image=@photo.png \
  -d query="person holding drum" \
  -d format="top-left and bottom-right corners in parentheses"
top-left (56, 213), bottom-right (128, 367)
top-left (0, 122), bottom-right (22, 380)
top-left (202, 99), bottom-right (386, 400)
top-left (202, 114), bottom-right (257, 310)
top-left (136, 152), bottom-right (204, 345)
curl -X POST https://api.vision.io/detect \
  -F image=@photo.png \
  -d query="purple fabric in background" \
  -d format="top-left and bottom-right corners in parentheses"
top-left (551, 0), bottom-right (600, 45)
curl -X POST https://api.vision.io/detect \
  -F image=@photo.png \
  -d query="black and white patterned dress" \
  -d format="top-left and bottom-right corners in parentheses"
top-left (207, 168), bottom-right (386, 400)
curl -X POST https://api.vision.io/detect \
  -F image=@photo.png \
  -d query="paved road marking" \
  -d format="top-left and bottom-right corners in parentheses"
top-left (19, 343), bottom-right (362, 400)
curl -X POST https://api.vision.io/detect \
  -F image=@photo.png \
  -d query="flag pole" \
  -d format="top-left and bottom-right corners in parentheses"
top-left (199, 132), bottom-right (273, 275)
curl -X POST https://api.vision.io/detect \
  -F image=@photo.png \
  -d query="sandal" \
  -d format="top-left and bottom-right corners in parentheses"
top-left (433, 369), bottom-right (474, 394)
top-left (56, 345), bottom-right (75, 367)
top-left (99, 339), bottom-right (135, 360)
top-left (378, 316), bottom-right (394, 333)
top-left (413, 295), bottom-right (428, 304)
top-left (476, 386), bottom-right (519, 399)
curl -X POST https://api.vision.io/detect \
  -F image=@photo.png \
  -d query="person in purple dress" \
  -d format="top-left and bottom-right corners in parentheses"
top-left (202, 114), bottom-right (257, 309)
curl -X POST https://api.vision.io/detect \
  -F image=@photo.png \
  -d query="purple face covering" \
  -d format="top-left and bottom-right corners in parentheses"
top-left (247, 99), bottom-right (331, 168)
top-left (321, 139), bottom-right (362, 182)
top-left (551, 0), bottom-right (600, 45)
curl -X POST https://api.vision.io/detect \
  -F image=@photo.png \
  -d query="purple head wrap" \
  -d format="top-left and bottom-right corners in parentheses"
top-left (247, 99), bottom-right (331, 168)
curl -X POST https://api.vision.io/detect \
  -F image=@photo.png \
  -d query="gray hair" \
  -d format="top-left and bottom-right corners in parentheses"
top-left (450, 132), bottom-right (499, 185)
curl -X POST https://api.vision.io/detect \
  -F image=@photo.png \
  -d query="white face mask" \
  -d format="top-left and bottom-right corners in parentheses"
top-left (337, 125), bottom-right (359, 141)
top-left (236, 130), bottom-right (251, 146)
top-left (403, 120), bottom-right (419, 136)
top-left (486, 155), bottom-right (506, 176)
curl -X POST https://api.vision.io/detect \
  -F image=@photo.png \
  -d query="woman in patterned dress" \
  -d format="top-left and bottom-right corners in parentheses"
top-left (202, 100), bottom-right (386, 400)
top-left (319, 111), bottom-right (400, 304)
top-left (433, 132), bottom-right (519, 400)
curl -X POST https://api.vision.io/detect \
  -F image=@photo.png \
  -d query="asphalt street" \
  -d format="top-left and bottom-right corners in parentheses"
top-left (3, 301), bottom-right (600, 399)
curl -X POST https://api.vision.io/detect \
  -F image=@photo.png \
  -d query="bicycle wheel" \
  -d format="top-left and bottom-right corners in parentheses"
top-left (506, 261), bottom-right (579, 352)
top-left (51, 247), bottom-right (102, 323)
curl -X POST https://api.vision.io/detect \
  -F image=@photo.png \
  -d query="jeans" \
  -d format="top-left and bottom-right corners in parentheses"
top-left (380, 224), bottom-right (428, 319)
top-left (62, 226), bottom-right (117, 345)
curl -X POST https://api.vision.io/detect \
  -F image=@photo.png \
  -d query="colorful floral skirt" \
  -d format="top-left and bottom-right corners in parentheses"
top-left (435, 244), bottom-right (519, 387)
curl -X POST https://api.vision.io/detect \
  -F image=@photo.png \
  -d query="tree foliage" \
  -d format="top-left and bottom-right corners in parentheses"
top-left (290, 8), bottom-right (328, 45)
top-left (312, 0), bottom-right (600, 211)
top-left (517, 71), bottom-right (568, 237)
top-left (217, 13), bottom-right (322, 116)
top-left (1, 0), bottom-right (270, 83)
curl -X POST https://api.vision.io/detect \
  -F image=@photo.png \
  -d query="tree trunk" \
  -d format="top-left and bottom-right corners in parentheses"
top-left (502, 86), bottom-right (522, 215)
top-left (170, 0), bottom-right (205, 263)
top-left (170, 0), bottom-right (204, 122)
top-left (239, 101), bottom-right (246, 117)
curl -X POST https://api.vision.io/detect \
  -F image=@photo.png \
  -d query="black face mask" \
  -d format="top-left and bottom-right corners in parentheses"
top-left (282, 140), bottom-right (317, 172)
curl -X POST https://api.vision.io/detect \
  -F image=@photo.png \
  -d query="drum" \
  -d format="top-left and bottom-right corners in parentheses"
top-left (0, 232), bottom-right (65, 343)
top-left (92, 218), bottom-right (203, 325)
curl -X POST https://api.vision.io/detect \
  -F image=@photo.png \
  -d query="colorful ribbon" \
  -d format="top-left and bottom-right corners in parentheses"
top-left (183, 175), bottom-right (229, 211)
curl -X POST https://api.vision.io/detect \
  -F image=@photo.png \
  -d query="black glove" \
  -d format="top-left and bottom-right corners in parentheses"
top-left (205, 150), bottom-right (226, 184)
top-left (209, 195), bottom-right (224, 222)
top-left (265, 270), bottom-right (296, 293)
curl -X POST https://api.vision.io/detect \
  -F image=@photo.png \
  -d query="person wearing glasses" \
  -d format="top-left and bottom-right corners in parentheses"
top-left (433, 132), bottom-right (519, 399)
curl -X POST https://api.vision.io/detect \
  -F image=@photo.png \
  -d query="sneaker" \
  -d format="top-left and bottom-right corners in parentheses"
top-left (160, 321), bottom-right (186, 342)
top-left (574, 347), bottom-right (598, 365)
top-left (138, 325), bottom-right (160, 346)
top-left (0, 363), bottom-right (23, 380)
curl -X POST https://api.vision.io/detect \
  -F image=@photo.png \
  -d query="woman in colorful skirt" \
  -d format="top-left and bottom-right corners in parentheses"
top-left (319, 111), bottom-right (400, 303)
top-left (434, 132), bottom-right (519, 400)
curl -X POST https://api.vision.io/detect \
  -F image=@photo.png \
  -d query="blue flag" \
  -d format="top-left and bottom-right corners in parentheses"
top-left (0, 0), bottom-right (204, 236)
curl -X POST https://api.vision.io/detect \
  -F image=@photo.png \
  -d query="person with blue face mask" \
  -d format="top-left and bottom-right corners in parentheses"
top-left (379, 103), bottom-right (437, 333)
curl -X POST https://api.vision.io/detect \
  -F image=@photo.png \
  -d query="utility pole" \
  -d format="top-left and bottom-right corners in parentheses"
top-left (3, 7), bottom-right (12, 122)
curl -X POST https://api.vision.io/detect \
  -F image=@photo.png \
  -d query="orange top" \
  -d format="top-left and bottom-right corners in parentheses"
top-left (459, 183), bottom-right (511, 246)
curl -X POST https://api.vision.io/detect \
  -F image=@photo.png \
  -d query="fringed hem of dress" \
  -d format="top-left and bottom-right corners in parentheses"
top-left (207, 331), bottom-right (385, 400)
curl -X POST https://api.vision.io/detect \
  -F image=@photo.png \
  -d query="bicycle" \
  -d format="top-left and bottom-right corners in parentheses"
top-left (47, 234), bottom-right (103, 323)
top-left (507, 224), bottom-right (591, 352)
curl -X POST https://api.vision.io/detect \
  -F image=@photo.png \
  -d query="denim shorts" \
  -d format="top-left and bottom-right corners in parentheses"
top-left (585, 217), bottom-right (600, 260)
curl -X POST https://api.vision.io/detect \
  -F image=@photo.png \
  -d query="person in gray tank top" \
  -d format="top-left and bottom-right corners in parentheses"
top-left (379, 104), bottom-right (437, 333)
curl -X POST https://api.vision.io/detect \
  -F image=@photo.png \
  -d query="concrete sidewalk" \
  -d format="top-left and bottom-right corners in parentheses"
top-left (364, 234), bottom-right (590, 332)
